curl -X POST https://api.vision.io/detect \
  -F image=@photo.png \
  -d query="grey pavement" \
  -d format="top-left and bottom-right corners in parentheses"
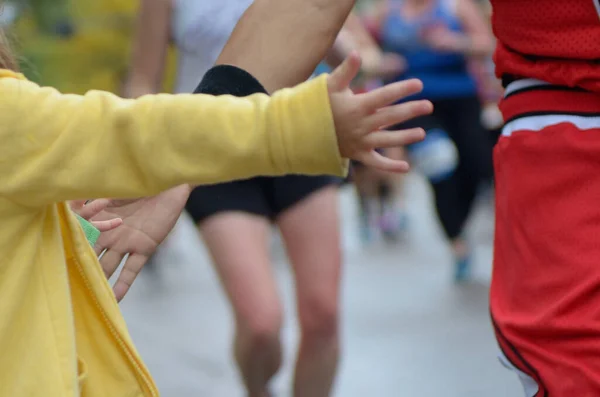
top-left (117, 174), bottom-right (523, 397)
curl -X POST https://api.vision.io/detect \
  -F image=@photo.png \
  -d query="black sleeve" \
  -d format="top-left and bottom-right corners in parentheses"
top-left (193, 64), bottom-right (269, 97)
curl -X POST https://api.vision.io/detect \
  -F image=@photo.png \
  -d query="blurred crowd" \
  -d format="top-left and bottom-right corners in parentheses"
top-left (333, 0), bottom-right (501, 281)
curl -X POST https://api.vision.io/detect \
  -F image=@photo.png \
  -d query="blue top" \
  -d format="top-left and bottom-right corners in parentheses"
top-left (313, 62), bottom-right (333, 77)
top-left (379, 0), bottom-right (477, 100)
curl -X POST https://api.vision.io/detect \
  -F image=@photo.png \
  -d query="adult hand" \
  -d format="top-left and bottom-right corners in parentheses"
top-left (91, 184), bottom-right (192, 301)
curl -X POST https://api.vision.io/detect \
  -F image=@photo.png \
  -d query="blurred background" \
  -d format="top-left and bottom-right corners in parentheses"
top-left (5, 0), bottom-right (521, 395)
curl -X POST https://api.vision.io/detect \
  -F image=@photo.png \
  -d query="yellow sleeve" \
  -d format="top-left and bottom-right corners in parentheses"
top-left (0, 72), bottom-right (347, 207)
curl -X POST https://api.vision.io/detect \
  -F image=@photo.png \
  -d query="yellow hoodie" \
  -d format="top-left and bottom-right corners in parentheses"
top-left (0, 70), bottom-right (346, 396)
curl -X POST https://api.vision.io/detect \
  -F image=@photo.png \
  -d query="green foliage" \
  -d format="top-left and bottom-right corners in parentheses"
top-left (27, 0), bottom-right (70, 33)
top-left (14, 0), bottom-right (177, 94)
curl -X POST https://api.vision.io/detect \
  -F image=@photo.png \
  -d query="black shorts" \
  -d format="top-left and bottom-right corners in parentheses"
top-left (185, 65), bottom-right (339, 223)
top-left (186, 175), bottom-right (338, 223)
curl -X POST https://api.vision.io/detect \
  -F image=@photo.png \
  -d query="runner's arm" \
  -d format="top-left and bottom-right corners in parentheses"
top-left (124, 0), bottom-right (172, 98)
top-left (216, 0), bottom-right (356, 93)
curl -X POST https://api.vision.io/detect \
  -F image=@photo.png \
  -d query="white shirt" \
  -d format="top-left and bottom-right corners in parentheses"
top-left (171, 0), bottom-right (254, 93)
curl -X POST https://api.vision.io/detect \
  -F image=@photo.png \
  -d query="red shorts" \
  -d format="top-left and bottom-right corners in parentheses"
top-left (492, 79), bottom-right (600, 396)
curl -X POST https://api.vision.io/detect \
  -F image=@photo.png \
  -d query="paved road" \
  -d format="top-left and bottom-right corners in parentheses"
top-left (118, 174), bottom-right (523, 397)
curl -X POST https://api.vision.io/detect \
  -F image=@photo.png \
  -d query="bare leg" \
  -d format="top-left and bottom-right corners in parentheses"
top-left (378, 147), bottom-right (409, 239)
top-left (353, 166), bottom-right (380, 199)
top-left (353, 165), bottom-right (382, 242)
top-left (200, 213), bottom-right (282, 397)
top-left (277, 186), bottom-right (342, 397)
top-left (379, 147), bottom-right (407, 210)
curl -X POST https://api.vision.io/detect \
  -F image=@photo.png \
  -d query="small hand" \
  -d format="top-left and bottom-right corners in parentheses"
top-left (70, 199), bottom-right (123, 232)
top-left (328, 52), bottom-right (432, 172)
top-left (90, 185), bottom-right (191, 301)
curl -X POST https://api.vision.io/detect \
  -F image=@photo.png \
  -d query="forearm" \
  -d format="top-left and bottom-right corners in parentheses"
top-left (216, 0), bottom-right (356, 93)
top-left (0, 74), bottom-right (343, 206)
top-left (325, 29), bottom-right (356, 69)
top-left (326, 32), bottom-right (381, 71)
top-left (325, 13), bottom-right (390, 77)
top-left (186, 65), bottom-right (269, 190)
top-left (123, 0), bottom-right (171, 98)
top-left (455, 0), bottom-right (494, 58)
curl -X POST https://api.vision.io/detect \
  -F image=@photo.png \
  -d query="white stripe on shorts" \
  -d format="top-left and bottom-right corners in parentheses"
top-left (504, 79), bottom-right (551, 97)
top-left (502, 114), bottom-right (600, 137)
top-left (497, 349), bottom-right (539, 397)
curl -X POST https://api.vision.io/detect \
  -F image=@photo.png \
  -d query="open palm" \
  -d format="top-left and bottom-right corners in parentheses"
top-left (92, 184), bottom-right (191, 301)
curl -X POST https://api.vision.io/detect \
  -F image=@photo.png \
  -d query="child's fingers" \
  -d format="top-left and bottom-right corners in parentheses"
top-left (327, 51), bottom-right (362, 92)
top-left (366, 100), bottom-right (432, 131)
top-left (91, 218), bottom-right (123, 232)
top-left (78, 198), bottom-right (112, 220)
top-left (364, 128), bottom-right (425, 149)
top-left (358, 150), bottom-right (411, 173)
top-left (113, 253), bottom-right (147, 302)
top-left (360, 79), bottom-right (423, 110)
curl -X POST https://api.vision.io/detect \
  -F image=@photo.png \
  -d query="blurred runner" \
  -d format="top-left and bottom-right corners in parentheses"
top-left (367, 0), bottom-right (495, 281)
top-left (331, 12), bottom-right (409, 243)
top-left (125, 1), bottom-right (427, 396)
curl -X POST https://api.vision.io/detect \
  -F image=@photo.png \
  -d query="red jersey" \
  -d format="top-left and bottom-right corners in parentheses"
top-left (491, 0), bottom-right (600, 92)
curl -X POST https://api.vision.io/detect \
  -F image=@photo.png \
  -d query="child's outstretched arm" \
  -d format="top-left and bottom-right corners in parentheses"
top-left (0, 72), bottom-right (342, 207)
top-left (0, 55), bottom-right (430, 208)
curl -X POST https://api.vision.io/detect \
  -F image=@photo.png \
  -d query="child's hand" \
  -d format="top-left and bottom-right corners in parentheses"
top-left (70, 199), bottom-right (123, 233)
top-left (328, 52), bottom-right (432, 173)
